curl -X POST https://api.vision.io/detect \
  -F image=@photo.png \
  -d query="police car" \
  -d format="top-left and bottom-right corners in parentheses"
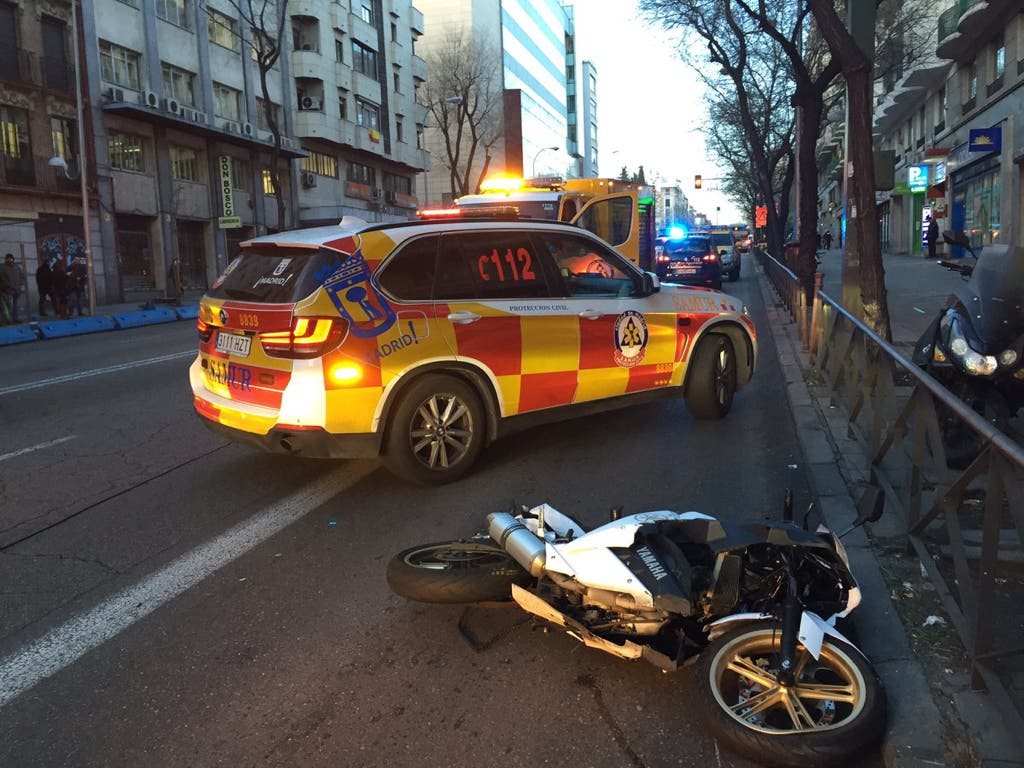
top-left (190, 210), bottom-right (758, 484)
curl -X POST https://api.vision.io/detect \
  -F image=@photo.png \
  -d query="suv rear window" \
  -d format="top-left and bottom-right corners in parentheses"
top-left (667, 237), bottom-right (712, 256)
top-left (711, 233), bottom-right (733, 248)
top-left (206, 245), bottom-right (343, 303)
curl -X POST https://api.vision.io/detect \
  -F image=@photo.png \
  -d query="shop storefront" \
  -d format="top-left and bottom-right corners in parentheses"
top-left (948, 135), bottom-right (1002, 256)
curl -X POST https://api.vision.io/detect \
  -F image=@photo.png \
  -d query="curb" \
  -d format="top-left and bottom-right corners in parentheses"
top-left (0, 305), bottom-right (198, 346)
top-left (755, 266), bottom-right (948, 768)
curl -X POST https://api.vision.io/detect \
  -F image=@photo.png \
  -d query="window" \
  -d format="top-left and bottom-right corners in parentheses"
top-left (575, 197), bottom-right (633, 248)
top-left (335, 38), bottom-right (345, 63)
top-left (966, 61), bottom-right (977, 100)
top-left (301, 151), bottom-right (338, 178)
top-left (416, 123), bottom-right (423, 149)
top-left (538, 232), bottom-right (632, 298)
top-left (382, 172), bottom-right (411, 195)
top-left (435, 232), bottom-right (553, 301)
top-left (156, 0), bottom-right (192, 30)
top-left (208, 10), bottom-right (239, 51)
top-left (1, 105), bottom-right (33, 184)
top-left (377, 236), bottom-right (438, 301)
top-left (108, 131), bottom-right (145, 172)
top-left (250, 30), bottom-right (273, 64)
top-left (413, 81), bottom-right (423, 105)
top-left (393, 71), bottom-right (400, 92)
top-left (99, 41), bottom-right (141, 89)
top-left (162, 63), bottom-right (196, 106)
top-left (170, 145), bottom-right (199, 181)
top-left (347, 161), bottom-right (374, 185)
top-left (391, 22), bottom-right (398, 42)
top-left (338, 89), bottom-right (348, 120)
top-left (262, 169), bottom-right (276, 195)
top-left (256, 98), bottom-right (279, 131)
top-left (213, 82), bottom-right (241, 121)
top-left (395, 118), bottom-right (403, 142)
top-left (359, 3), bottom-right (373, 24)
top-left (355, 97), bottom-right (379, 129)
top-left (50, 117), bottom-right (77, 162)
top-left (229, 156), bottom-right (249, 190)
top-left (352, 40), bottom-right (377, 77)
top-left (993, 37), bottom-right (1005, 80)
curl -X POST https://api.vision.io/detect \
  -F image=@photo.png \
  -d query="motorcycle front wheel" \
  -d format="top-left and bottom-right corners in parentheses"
top-left (695, 621), bottom-right (886, 768)
top-left (387, 541), bottom-right (529, 604)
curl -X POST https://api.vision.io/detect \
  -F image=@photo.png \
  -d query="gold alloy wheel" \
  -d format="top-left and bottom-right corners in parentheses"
top-left (708, 627), bottom-right (867, 734)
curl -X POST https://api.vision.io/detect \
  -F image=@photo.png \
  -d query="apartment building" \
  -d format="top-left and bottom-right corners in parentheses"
top-left (819, 0), bottom-right (1024, 257)
top-left (0, 0), bottom-right (428, 307)
top-left (414, 0), bottom-right (575, 206)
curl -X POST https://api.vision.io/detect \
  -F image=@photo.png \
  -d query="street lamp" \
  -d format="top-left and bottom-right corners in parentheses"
top-left (50, 0), bottom-right (95, 317)
top-left (532, 145), bottom-right (559, 176)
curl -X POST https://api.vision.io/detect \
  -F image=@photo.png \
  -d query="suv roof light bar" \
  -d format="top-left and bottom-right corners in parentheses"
top-left (418, 206), bottom-right (522, 221)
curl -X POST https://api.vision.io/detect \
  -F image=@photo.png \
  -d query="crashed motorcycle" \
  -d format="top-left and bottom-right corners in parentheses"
top-left (387, 491), bottom-right (887, 767)
top-left (912, 231), bottom-right (1024, 468)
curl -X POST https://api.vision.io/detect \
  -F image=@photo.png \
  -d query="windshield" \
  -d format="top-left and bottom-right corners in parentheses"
top-left (205, 245), bottom-right (345, 303)
top-left (953, 244), bottom-right (1024, 351)
top-left (667, 238), bottom-right (711, 257)
top-left (711, 234), bottom-right (733, 249)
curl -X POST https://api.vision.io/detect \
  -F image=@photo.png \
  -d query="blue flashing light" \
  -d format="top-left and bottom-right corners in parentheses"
top-left (668, 225), bottom-right (686, 240)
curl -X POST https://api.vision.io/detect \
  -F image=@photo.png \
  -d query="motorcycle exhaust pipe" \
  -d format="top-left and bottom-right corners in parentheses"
top-left (487, 512), bottom-right (546, 577)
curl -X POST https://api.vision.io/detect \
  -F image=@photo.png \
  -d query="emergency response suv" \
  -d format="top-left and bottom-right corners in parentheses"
top-left (190, 210), bottom-right (758, 484)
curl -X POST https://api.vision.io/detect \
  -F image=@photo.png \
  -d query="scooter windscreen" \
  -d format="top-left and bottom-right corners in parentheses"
top-left (953, 244), bottom-right (1024, 353)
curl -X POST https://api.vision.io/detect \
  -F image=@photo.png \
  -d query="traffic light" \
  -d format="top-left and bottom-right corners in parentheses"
top-left (694, 174), bottom-right (702, 189)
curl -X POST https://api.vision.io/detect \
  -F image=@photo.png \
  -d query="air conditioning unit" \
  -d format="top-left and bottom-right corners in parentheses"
top-left (300, 96), bottom-right (322, 110)
top-left (280, 136), bottom-right (296, 150)
top-left (192, 110), bottom-right (208, 125)
top-left (165, 98), bottom-right (181, 115)
top-left (242, 122), bottom-right (254, 136)
top-left (372, 187), bottom-right (384, 201)
top-left (143, 89), bottom-right (160, 108)
top-left (180, 107), bottom-right (195, 122)
top-left (301, 171), bottom-right (317, 188)
top-left (223, 121), bottom-right (241, 133)
top-left (102, 86), bottom-right (126, 102)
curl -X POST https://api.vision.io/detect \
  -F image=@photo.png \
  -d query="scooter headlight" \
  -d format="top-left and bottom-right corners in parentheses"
top-left (947, 317), bottom-right (998, 376)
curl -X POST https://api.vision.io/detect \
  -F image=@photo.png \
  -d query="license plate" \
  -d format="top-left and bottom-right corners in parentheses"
top-left (215, 331), bottom-right (252, 357)
top-left (672, 267), bottom-right (698, 275)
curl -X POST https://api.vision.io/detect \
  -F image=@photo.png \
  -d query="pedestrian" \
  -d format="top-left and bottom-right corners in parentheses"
top-left (823, 231), bottom-right (832, 249)
top-left (926, 215), bottom-right (939, 259)
top-left (52, 260), bottom-right (72, 320)
top-left (36, 258), bottom-right (55, 317)
top-left (1, 253), bottom-right (25, 324)
top-left (68, 257), bottom-right (88, 316)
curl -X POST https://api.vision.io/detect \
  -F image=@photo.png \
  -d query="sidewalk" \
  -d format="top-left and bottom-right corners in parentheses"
top-left (0, 294), bottom-right (201, 347)
top-left (762, 249), bottom-right (1024, 767)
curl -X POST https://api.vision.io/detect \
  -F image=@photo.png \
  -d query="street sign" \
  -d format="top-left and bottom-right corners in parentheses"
top-left (218, 216), bottom-right (242, 229)
top-left (219, 155), bottom-right (235, 218)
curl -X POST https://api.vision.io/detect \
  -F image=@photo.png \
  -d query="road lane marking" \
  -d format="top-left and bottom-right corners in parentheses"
top-left (0, 351), bottom-right (196, 396)
top-left (0, 461), bottom-right (376, 707)
top-left (0, 436), bottom-right (77, 463)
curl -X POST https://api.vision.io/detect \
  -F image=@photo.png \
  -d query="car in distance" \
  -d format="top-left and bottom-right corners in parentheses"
top-left (190, 212), bottom-right (757, 485)
top-left (661, 234), bottom-right (724, 290)
top-left (710, 229), bottom-right (741, 282)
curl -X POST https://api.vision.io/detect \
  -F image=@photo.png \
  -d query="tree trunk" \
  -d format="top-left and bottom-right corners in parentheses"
top-left (795, 94), bottom-right (824, 305)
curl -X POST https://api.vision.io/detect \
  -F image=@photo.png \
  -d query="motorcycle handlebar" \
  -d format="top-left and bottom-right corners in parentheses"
top-left (938, 260), bottom-right (973, 276)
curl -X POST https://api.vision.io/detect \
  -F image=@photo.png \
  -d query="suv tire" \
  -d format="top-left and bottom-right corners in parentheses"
top-left (684, 335), bottom-right (736, 419)
top-left (384, 373), bottom-right (486, 485)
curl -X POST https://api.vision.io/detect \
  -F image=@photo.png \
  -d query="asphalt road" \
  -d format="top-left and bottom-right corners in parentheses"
top-left (0, 266), bottom-right (882, 768)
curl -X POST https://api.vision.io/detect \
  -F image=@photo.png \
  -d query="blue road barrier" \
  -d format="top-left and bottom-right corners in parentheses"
top-left (111, 308), bottom-right (179, 329)
top-left (175, 305), bottom-right (199, 320)
top-left (37, 316), bottom-right (117, 339)
top-left (0, 325), bottom-right (41, 345)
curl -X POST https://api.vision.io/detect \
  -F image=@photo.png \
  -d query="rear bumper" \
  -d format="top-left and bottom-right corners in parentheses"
top-left (197, 412), bottom-right (382, 459)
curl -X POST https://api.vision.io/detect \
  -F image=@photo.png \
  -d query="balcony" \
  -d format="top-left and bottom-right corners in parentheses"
top-left (410, 55), bottom-right (426, 83)
top-left (1, 155), bottom-right (81, 194)
top-left (292, 48), bottom-right (323, 78)
top-left (937, 0), bottom-right (1009, 62)
top-left (986, 74), bottom-right (1004, 98)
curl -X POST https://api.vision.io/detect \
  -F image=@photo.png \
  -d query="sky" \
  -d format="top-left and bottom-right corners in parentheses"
top-left (570, 0), bottom-right (744, 225)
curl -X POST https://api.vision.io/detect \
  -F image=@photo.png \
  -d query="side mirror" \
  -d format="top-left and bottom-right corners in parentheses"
top-left (642, 271), bottom-right (659, 295)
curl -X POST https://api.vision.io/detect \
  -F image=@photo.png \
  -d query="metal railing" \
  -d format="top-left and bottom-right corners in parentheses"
top-left (758, 248), bottom-right (1024, 749)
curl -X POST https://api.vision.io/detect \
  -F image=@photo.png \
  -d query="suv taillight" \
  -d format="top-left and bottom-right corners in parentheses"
top-left (197, 317), bottom-right (213, 343)
top-left (702, 252), bottom-right (718, 262)
top-left (259, 317), bottom-right (347, 359)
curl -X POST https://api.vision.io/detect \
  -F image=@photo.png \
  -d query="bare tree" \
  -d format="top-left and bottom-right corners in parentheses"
top-left (204, 0), bottom-right (291, 231)
top-left (640, 0), bottom-right (795, 259)
top-left (423, 30), bottom-right (504, 198)
top-left (809, 0), bottom-right (892, 340)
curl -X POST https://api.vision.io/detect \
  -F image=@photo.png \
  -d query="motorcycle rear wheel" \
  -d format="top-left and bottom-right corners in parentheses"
top-left (387, 541), bottom-right (529, 604)
top-left (695, 621), bottom-right (886, 768)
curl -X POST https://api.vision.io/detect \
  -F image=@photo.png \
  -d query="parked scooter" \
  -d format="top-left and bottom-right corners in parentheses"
top-left (388, 491), bottom-right (888, 767)
top-left (912, 231), bottom-right (1024, 468)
